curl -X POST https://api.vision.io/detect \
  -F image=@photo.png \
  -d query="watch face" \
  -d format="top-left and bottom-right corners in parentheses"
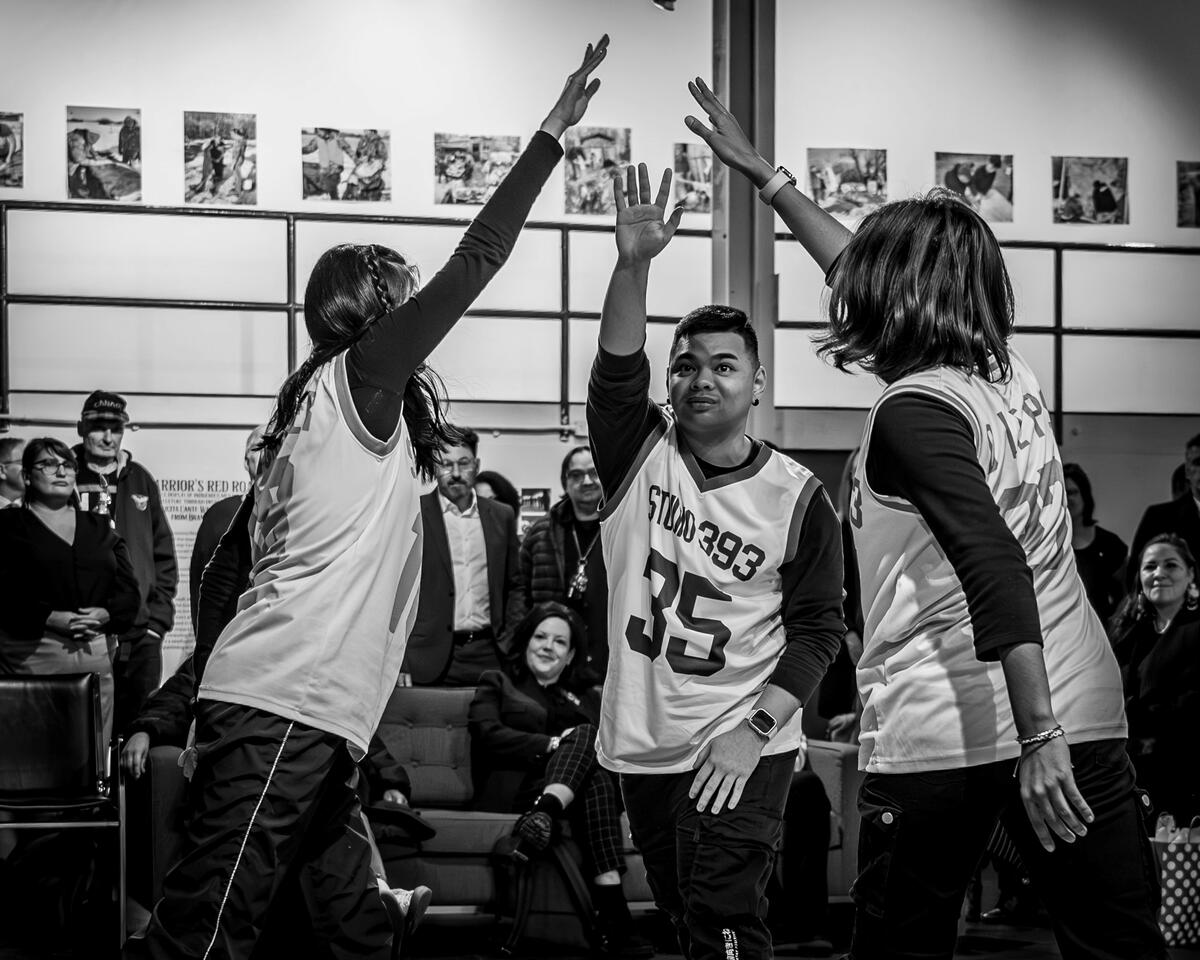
top-left (750, 708), bottom-right (777, 735)
top-left (777, 165), bottom-right (795, 183)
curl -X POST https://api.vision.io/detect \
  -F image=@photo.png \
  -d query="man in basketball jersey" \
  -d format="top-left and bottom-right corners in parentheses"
top-left (587, 164), bottom-right (845, 960)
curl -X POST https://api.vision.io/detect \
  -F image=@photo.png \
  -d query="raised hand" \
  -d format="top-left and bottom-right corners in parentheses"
top-left (540, 35), bottom-right (610, 139)
top-left (613, 163), bottom-right (684, 265)
top-left (685, 77), bottom-right (772, 185)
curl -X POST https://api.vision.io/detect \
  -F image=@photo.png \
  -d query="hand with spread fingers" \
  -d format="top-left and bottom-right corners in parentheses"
top-left (540, 35), bottom-right (610, 139)
top-left (684, 76), bottom-right (774, 186)
top-left (1018, 734), bottom-right (1094, 852)
top-left (689, 723), bottom-right (765, 815)
top-left (613, 162), bottom-right (685, 265)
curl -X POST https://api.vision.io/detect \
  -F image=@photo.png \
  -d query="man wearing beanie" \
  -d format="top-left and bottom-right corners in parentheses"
top-left (73, 390), bottom-right (178, 735)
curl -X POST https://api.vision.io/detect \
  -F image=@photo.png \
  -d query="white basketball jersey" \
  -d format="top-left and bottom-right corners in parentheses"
top-left (200, 353), bottom-right (423, 758)
top-left (851, 350), bottom-right (1126, 773)
top-left (597, 417), bottom-right (824, 774)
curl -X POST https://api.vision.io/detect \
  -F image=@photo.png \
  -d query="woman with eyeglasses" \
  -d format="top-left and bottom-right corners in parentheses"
top-left (0, 437), bottom-right (140, 743)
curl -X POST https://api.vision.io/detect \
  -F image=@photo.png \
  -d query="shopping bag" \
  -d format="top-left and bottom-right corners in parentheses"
top-left (1155, 816), bottom-right (1200, 946)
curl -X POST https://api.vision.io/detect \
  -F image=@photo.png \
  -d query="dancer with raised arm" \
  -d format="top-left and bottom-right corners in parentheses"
top-left (130, 37), bottom-right (608, 960)
top-left (685, 78), bottom-right (1167, 960)
top-left (587, 163), bottom-right (845, 960)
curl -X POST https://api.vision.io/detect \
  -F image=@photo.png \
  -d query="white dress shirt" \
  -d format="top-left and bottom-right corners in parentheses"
top-left (441, 491), bottom-right (491, 631)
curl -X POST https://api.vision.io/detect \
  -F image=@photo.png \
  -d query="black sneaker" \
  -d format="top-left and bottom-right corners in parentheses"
top-left (511, 810), bottom-right (555, 863)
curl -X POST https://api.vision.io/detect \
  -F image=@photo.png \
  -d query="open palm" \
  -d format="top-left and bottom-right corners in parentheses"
top-left (614, 163), bottom-right (684, 263)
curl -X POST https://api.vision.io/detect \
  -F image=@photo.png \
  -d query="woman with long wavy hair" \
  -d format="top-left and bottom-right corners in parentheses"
top-left (134, 37), bottom-right (608, 960)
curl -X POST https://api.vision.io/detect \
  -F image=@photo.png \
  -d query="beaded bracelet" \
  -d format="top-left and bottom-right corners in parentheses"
top-left (1016, 724), bottom-right (1064, 747)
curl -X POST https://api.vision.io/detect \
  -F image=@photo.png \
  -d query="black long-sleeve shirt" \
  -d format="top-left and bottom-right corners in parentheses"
top-left (586, 345), bottom-right (845, 706)
top-left (344, 130), bottom-right (564, 440)
top-left (0, 508), bottom-right (141, 653)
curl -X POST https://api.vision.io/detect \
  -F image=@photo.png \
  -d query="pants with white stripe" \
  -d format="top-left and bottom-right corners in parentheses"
top-left (139, 701), bottom-right (392, 960)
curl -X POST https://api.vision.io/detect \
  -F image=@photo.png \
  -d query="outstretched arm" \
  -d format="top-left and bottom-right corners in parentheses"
top-left (599, 163), bottom-right (684, 356)
top-left (349, 36), bottom-right (609, 397)
top-left (685, 77), bottom-right (851, 275)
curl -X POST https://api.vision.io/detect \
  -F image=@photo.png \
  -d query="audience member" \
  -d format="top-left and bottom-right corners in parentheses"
top-left (402, 427), bottom-right (524, 686)
top-left (1064, 462), bottom-right (1127, 621)
top-left (73, 390), bottom-right (178, 736)
top-left (468, 602), bottom-right (652, 958)
top-left (1110, 534), bottom-right (1200, 823)
top-left (516, 446), bottom-right (609, 681)
top-left (475, 468), bottom-right (522, 518)
top-left (187, 426), bottom-right (264, 627)
top-left (1172, 463), bottom-right (1187, 501)
top-left (0, 438), bottom-right (140, 743)
top-left (0, 436), bottom-right (25, 507)
top-left (1130, 432), bottom-right (1200, 571)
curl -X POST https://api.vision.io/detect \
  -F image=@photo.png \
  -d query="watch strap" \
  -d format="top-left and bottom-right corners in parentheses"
top-left (758, 166), bottom-right (795, 205)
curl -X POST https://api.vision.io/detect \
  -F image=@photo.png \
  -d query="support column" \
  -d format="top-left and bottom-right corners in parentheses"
top-left (712, 0), bottom-right (777, 439)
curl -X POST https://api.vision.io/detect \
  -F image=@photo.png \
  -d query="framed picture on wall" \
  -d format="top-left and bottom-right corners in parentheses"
top-left (934, 152), bottom-right (1013, 222)
top-left (301, 127), bottom-right (390, 201)
top-left (673, 143), bottom-right (712, 213)
top-left (0, 112), bottom-right (23, 188)
top-left (66, 105), bottom-right (142, 202)
top-left (1178, 161), bottom-right (1200, 228)
top-left (806, 147), bottom-right (887, 226)
top-left (563, 126), bottom-right (630, 215)
top-left (1051, 155), bottom-right (1127, 224)
top-left (433, 133), bottom-right (521, 204)
top-left (184, 111), bottom-right (257, 205)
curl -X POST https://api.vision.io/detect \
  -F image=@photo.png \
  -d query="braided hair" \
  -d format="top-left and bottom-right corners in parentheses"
top-left (259, 242), bottom-right (460, 480)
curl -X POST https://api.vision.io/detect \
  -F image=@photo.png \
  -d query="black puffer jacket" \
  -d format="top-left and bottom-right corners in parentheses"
top-left (517, 496), bottom-right (572, 607)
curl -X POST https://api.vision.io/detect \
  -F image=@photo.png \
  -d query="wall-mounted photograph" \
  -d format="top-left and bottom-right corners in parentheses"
top-left (563, 126), bottom-right (630, 215)
top-left (673, 143), bottom-right (712, 213)
top-left (1178, 161), bottom-right (1200, 228)
top-left (301, 127), bottom-right (390, 201)
top-left (1052, 155), bottom-right (1127, 224)
top-left (806, 147), bottom-right (887, 225)
top-left (0, 112), bottom-right (23, 187)
top-left (934, 152), bottom-right (1013, 222)
top-left (184, 111), bottom-right (257, 205)
top-left (434, 133), bottom-right (520, 204)
top-left (66, 105), bottom-right (141, 201)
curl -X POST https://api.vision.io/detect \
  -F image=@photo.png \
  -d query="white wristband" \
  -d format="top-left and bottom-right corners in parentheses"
top-left (758, 166), bottom-right (795, 205)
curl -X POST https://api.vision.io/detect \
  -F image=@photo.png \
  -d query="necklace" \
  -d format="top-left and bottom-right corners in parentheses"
top-left (567, 522), bottom-right (601, 600)
top-left (1154, 615), bottom-right (1174, 635)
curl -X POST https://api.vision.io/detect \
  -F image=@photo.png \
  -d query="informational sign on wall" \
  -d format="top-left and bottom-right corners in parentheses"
top-left (158, 475), bottom-right (250, 677)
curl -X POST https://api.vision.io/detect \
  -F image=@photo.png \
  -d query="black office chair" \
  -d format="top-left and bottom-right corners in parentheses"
top-left (0, 672), bottom-right (126, 950)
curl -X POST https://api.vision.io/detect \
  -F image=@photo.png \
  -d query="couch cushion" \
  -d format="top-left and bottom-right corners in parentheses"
top-left (376, 687), bottom-right (476, 809)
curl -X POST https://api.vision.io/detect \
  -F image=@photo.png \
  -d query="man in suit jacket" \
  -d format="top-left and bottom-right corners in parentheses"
top-left (1131, 433), bottom-right (1200, 570)
top-left (403, 427), bottom-right (524, 685)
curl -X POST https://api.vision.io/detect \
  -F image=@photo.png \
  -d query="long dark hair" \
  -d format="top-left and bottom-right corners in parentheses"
top-left (505, 601), bottom-right (586, 688)
top-left (259, 242), bottom-right (459, 480)
top-left (818, 189), bottom-right (1014, 385)
top-left (1108, 533), bottom-right (1197, 645)
top-left (1062, 462), bottom-right (1096, 526)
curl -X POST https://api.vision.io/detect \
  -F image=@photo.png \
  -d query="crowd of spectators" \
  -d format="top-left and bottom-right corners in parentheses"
top-left (1, 390), bottom-right (1198, 956)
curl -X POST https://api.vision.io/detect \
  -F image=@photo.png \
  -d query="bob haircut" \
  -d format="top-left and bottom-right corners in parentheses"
top-left (475, 469), bottom-right (521, 516)
top-left (1062, 462), bottom-right (1096, 526)
top-left (504, 600), bottom-right (587, 689)
top-left (22, 437), bottom-right (79, 507)
top-left (819, 189), bottom-right (1014, 385)
top-left (671, 304), bottom-right (760, 368)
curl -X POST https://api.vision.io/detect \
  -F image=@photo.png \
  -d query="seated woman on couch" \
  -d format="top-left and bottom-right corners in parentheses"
top-left (469, 601), bottom-right (651, 958)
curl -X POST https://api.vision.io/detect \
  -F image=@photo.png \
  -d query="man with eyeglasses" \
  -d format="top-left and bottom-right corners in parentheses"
top-left (401, 426), bottom-right (524, 686)
top-left (0, 436), bottom-right (25, 507)
top-left (515, 445), bottom-right (611, 682)
top-left (72, 389), bottom-right (178, 737)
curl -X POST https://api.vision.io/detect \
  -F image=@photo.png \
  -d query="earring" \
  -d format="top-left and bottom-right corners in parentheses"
top-left (1187, 581), bottom-right (1199, 611)
top-left (1134, 593), bottom-right (1148, 618)
top-left (752, 397), bottom-right (760, 407)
